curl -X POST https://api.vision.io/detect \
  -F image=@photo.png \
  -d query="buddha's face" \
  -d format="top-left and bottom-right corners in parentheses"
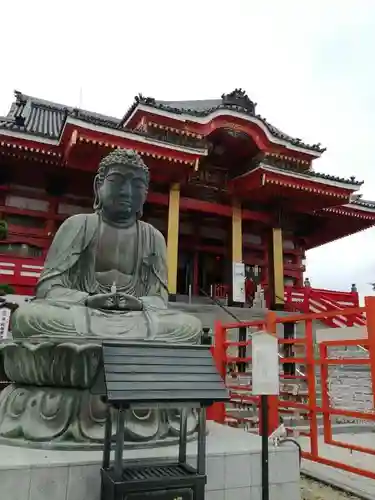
top-left (97, 163), bottom-right (148, 225)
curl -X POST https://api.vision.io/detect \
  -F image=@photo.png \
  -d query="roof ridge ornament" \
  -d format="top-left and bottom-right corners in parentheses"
top-left (14, 90), bottom-right (27, 105)
top-left (135, 93), bottom-right (156, 106)
top-left (221, 88), bottom-right (257, 114)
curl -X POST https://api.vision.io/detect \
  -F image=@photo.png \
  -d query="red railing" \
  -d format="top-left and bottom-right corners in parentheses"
top-left (0, 255), bottom-right (43, 294)
top-left (210, 298), bottom-right (375, 480)
top-left (284, 286), bottom-right (365, 328)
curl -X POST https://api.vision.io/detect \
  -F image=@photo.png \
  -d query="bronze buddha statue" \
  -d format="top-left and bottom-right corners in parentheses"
top-left (11, 148), bottom-right (201, 342)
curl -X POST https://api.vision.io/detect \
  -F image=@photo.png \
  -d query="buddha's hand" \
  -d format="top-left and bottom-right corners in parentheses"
top-left (116, 293), bottom-right (144, 312)
top-left (85, 292), bottom-right (118, 310)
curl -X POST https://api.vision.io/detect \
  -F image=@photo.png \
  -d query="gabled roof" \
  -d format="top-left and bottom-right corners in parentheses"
top-left (1, 89), bottom-right (325, 157)
top-left (122, 89), bottom-right (326, 154)
top-left (0, 91), bottom-right (120, 140)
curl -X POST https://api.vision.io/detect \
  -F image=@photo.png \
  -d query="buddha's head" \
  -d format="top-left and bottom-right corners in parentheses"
top-left (94, 149), bottom-right (149, 226)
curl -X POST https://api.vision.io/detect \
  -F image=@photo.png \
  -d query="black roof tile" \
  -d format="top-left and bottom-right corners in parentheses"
top-left (0, 91), bottom-right (120, 140)
top-left (262, 159), bottom-right (363, 187)
top-left (350, 197), bottom-right (375, 209)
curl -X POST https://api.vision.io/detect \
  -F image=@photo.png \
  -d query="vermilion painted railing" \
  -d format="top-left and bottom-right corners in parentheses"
top-left (284, 286), bottom-right (365, 328)
top-left (0, 255), bottom-right (44, 295)
top-left (210, 298), bottom-right (375, 480)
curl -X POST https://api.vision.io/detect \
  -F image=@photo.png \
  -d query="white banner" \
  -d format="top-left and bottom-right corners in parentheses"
top-left (232, 262), bottom-right (245, 303)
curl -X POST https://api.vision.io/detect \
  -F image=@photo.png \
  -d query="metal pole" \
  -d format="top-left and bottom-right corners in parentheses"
top-left (178, 408), bottom-right (188, 463)
top-left (197, 407), bottom-right (207, 475)
top-left (114, 407), bottom-right (126, 479)
top-left (188, 284), bottom-right (192, 304)
top-left (261, 395), bottom-right (269, 500)
top-left (102, 405), bottom-right (112, 469)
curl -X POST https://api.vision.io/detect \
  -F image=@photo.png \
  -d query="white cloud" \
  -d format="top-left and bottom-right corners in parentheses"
top-left (1, 0), bottom-right (375, 297)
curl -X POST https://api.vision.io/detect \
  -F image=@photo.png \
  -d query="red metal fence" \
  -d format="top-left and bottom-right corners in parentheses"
top-left (209, 297), bottom-right (375, 479)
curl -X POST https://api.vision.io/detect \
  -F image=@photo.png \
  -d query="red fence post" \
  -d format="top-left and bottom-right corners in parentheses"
top-left (319, 343), bottom-right (332, 444)
top-left (208, 320), bottom-right (226, 423)
top-left (365, 296), bottom-right (375, 406)
top-left (303, 287), bottom-right (310, 313)
top-left (305, 318), bottom-right (319, 456)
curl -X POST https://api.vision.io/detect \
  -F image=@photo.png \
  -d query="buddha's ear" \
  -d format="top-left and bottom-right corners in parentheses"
top-left (93, 175), bottom-right (102, 211)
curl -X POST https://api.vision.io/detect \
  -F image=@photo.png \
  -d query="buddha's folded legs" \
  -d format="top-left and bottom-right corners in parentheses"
top-left (11, 301), bottom-right (78, 338)
top-left (11, 300), bottom-right (202, 343)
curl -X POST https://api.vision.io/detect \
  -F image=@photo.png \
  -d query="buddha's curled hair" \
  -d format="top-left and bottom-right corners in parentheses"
top-left (93, 148), bottom-right (149, 213)
top-left (97, 148), bottom-right (150, 185)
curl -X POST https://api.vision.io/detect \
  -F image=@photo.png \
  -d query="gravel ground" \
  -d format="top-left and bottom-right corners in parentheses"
top-left (300, 476), bottom-right (366, 500)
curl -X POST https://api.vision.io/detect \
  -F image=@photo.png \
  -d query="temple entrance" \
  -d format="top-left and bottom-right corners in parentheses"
top-left (176, 251), bottom-right (226, 297)
top-left (198, 253), bottom-right (225, 296)
top-left (177, 251), bottom-right (193, 296)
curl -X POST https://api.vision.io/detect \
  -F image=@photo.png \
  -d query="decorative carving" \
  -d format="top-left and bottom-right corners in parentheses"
top-left (221, 89), bottom-right (257, 114)
top-left (0, 384), bottom-right (198, 448)
top-left (0, 340), bottom-right (101, 388)
top-left (142, 126), bottom-right (207, 150)
top-left (188, 166), bottom-right (228, 189)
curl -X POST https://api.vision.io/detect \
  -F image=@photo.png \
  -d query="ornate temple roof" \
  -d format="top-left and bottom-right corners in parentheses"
top-left (0, 90), bottom-right (325, 156)
top-left (0, 90), bottom-right (372, 209)
top-left (121, 90), bottom-right (326, 154)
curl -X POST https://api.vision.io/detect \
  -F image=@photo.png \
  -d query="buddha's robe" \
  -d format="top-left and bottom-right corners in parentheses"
top-left (11, 213), bottom-right (201, 342)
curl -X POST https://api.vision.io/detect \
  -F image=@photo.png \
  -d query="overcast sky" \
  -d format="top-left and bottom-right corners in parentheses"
top-left (1, 0), bottom-right (375, 302)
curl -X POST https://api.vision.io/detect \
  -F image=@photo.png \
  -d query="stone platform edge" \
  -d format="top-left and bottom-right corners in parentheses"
top-left (0, 422), bottom-right (301, 500)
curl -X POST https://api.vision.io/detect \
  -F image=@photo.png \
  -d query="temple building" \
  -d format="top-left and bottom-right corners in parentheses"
top-left (0, 88), bottom-right (375, 308)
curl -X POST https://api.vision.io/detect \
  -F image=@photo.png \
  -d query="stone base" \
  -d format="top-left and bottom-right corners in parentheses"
top-left (0, 339), bottom-right (198, 448)
top-left (0, 422), bottom-right (301, 500)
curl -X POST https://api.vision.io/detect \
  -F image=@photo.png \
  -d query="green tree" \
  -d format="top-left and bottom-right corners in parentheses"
top-left (0, 284), bottom-right (14, 295)
top-left (0, 220), bottom-right (7, 240)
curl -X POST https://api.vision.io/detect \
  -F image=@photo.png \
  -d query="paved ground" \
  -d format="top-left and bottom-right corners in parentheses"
top-left (300, 476), bottom-right (364, 499)
top-left (299, 433), bottom-right (375, 499)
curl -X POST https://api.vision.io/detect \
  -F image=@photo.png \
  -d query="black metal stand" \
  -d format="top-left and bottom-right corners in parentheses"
top-left (96, 341), bottom-right (229, 500)
top-left (260, 395), bottom-right (269, 500)
top-left (101, 406), bottom-right (207, 499)
top-left (238, 326), bottom-right (247, 373)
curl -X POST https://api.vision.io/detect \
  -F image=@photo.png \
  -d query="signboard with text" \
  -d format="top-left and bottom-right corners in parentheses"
top-left (0, 308), bottom-right (11, 340)
top-left (252, 332), bottom-right (279, 395)
top-left (232, 262), bottom-right (245, 303)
